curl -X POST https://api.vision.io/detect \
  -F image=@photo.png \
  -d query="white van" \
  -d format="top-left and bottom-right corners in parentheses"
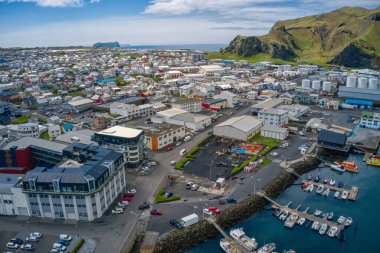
top-left (179, 149), bottom-right (188, 156)
top-left (184, 136), bottom-right (191, 141)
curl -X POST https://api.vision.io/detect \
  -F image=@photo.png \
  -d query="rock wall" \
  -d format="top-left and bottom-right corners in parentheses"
top-left (153, 157), bottom-right (319, 253)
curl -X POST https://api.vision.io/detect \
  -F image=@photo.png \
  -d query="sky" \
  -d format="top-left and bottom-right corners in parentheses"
top-left (0, 0), bottom-right (378, 47)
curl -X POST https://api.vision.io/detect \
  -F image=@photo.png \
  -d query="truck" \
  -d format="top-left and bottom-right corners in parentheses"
top-left (181, 213), bottom-right (199, 227)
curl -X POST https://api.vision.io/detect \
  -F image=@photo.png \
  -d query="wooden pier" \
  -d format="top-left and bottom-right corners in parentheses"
top-left (302, 181), bottom-right (359, 201)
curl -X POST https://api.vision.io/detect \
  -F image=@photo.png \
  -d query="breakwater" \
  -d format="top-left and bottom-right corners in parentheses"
top-left (152, 156), bottom-right (320, 253)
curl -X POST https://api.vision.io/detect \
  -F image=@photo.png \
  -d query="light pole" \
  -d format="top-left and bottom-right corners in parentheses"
top-left (202, 203), bottom-right (208, 220)
top-left (193, 205), bottom-right (198, 215)
top-left (252, 176), bottom-right (261, 196)
top-left (75, 224), bottom-right (79, 238)
top-left (209, 160), bottom-right (214, 180)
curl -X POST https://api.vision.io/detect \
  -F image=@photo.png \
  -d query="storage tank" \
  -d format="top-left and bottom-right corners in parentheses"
top-left (322, 81), bottom-right (332, 92)
top-left (312, 80), bottom-right (321, 90)
top-left (346, 76), bottom-right (356, 88)
top-left (358, 77), bottom-right (368, 89)
top-left (369, 78), bottom-right (379, 90)
top-left (302, 79), bottom-right (311, 88)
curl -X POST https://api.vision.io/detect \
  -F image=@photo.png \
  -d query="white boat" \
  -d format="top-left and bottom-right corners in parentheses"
top-left (329, 179), bottom-right (336, 186)
top-left (316, 185), bottom-right (324, 194)
top-left (322, 188), bottom-right (330, 197)
top-left (314, 209), bottom-right (322, 216)
top-left (257, 243), bottom-right (276, 253)
top-left (297, 217), bottom-right (306, 225)
top-left (341, 191), bottom-right (349, 199)
top-left (311, 221), bottom-right (320, 230)
top-left (334, 191), bottom-right (340, 198)
top-left (220, 239), bottom-right (241, 253)
top-left (279, 211), bottom-right (289, 221)
top-left (305, 184), bottom-right (314, 192)
top-left (230, 228), bottom-right (258, 251)
top-left (337, 216), bottom-right (346, 224)
top-left (319, 224), bottom-right (328, 235)
top-left (344, 217), bottom-right (353, 226)
top-left (327, 226), bottom-right (338, 237)
top-left (285, 212), bottom-right (299, 228)
top-left (330, 164), bottom-right (345, 172)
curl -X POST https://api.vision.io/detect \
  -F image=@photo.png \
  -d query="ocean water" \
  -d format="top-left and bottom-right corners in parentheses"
top-left (121, 44), bottom-right (226, 52)
top-left (187, 153), bottom-right (380, 253)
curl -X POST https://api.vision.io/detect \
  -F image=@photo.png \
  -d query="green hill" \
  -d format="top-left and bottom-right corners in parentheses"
top-left (219, 7), bottom-right (380, 68)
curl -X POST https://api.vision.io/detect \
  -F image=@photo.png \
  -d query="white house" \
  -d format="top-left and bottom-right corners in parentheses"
top-left (258, 108), bottom-right (288, 126)
top-left (48, 124), bottom-right (61, 138)
top-left (214, 91), bottom-right (238, 108)
top-left (172, 98), bottom-right (202, 112)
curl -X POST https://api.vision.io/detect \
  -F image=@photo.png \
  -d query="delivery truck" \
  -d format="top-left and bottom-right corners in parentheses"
top-left (181, 213), bottom-right (199, 227)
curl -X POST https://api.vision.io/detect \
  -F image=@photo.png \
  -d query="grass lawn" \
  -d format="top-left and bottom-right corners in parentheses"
top-left (249, 134), bottom-right (280, 148)
top-left (155, 189), bottom-right (181, 203)
top-left (42, 131), bottom-right (50, 140)
top-left (260, 157), bottom-right (271, 167)
top-left (10, 115), bottom-right (30, 124)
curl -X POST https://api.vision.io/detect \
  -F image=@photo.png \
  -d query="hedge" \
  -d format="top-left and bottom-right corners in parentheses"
top-left (70, 238), bottom-right (85, 253)
top-left (155, 189), bottom-right (181, 203)
top-left (175, 157), bottom-right (194, 170)
top-left (231, 156), bottom-right (257, 174)
top-left (198, 134), bottom-right (214, 146)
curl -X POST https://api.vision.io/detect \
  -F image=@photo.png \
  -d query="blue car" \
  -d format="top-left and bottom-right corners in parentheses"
top-left (57, 240), bottom-right (70, 246)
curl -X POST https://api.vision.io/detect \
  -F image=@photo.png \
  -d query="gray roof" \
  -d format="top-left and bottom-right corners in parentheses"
top-left (0, 173), bottom-right (24, 194)
top-left (261, 124), bottom-right (288, 134)
top-left (3, 137), bottom-right (67, 153)
top-left (55, 130), bottom-right (96, 145)
top-left (172, 112), bottom-right (210, 123)
top-left (215, 115), bottom-right (263, 132)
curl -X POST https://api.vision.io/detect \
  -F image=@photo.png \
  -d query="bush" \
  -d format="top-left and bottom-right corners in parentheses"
top-left (70, 238), bottom-right (85, 253)
top-left (198, 134), bottom-right (214, 146)
top-left (155, 189), bottom-right (181, 203)
top-left (175, 157), bottom-right (194, 170)
top-left (10, 115), bottom-right (30, 124)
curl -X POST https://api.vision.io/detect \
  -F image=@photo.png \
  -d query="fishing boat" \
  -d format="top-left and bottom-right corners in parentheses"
top-left (323, 178), bottom-right (329, 184)
top-left (330, 164), bottom-right (345, 173)
top-left (285, 212), bottom-right (299, 228)
top-left (314, 176), bottom-right (320, 182)
top-left (335, 161), bottom-right (359, 173)
top-left (314, 209), bottom-right (322, 216)
top-left (322, 188), bottom-right (330, 197)
top-left (329, 179), bottom-right (336, 186)
top-left (307, 174), bottom-right (313, 180)
top-left (341, 191), bottom-right (349, 199)
top-left (311, 221), bottom-right (321, 230)
top-left (334, 191), bottom-right (340, 198)
top-left (257, 243), bottom-right (276, 253)
top-left (297, 217), bottom-right (306, 225)
top-left (338, 216), bottom-right (346, 224)
top-left (319, 224), bottom-right (328, 235)
top-left (220, 239), bottom-right (241, 253)
top-left (366, 155), bottom-right (380, 167)
top-left (327, 226), bottom-right (338, 237)
top-left (327, 212), bottom-right (334, 220)
top-left (230, 228), bottom-right (258, 251)
top-left (316, 185), bottom-right (324, 194)
top-left (344, 217), bottom-right (353, 226)
top-left (279, 211), bottom-right (289, 221)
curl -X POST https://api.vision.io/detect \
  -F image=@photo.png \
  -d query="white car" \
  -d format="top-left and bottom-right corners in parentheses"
top-left (170, 160), bottom-right (176, 166)
top-left (128, 189), bottom-right (137, 194)
top-left (176, 142), bottom-right (182, 146)
top-left (6, 242), bottom-right (19, 249)
top-left (118, 201), bottom-right (129, 208)
top-left (191, 184), bottom-right (199, 191)
top-left (148, 161), bottom-right (156, 166)
top-left (26, 236), bottom-right (39, 242)
top-left (51, 249), bottom-right (64, 253)
top-left (299, 131), bottom-right (305, 136)
top-left (53, 243), bottom-right (66, 251)
top-left (20, 244), bottom-right (35, 251)
top-left (112, 207), bottom-right (124, 214)
top-left (203, 209), bottom-right (213, 215)
top-left (59, 234), bottom-right (72, 241)
top-left (30, 232), bottom-right (42, 238)
top-left (270, 152), bottom-right (278, 157)
top-left (184, 136), bottom-right (191, 141)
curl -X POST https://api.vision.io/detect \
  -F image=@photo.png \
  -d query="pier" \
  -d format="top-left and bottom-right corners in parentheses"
top-left (257, 190), bottom-right (346, 237)
top-left (302, 181), bottom-right (359, 201)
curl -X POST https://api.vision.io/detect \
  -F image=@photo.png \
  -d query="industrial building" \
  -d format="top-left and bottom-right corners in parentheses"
top-left (338, 75), bottom-right (380, 103)
top-left (213, 115), bottom-right (263, 141)
top-left (260, 125), bottom-right (289, 140)
top-left (64, 98), bottom-right (94, 114)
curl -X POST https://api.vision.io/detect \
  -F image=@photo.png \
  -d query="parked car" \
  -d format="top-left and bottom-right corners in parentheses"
top-left (30, 232), bottom-right (42, 238)
top-left (122, 196), bottom-right (133, 202)
top-left (138, 202), bottom-right (150, 210)
top-left (20, 244), bottom-right (35, 251)
top-left (227, 197), bottom-right (237, 204)
top-left (166, 146), bottom-right (173, 151)
top-left (208, 206), bottom-right (221, 215)
top-left (185, 182), bottom-right (193, 189)
top-left (128, 189), bottom-right (137, 194)
top-left (184, 136), bottom-right (191, 141)
top-left (164, 192), bottom-right (173, 198)
top-left (124, 192), bottom-right (134, 197)
top-left (203, 209), bottom-right (213, 215)
top-left (53, 243), bottom-right (66, 251)
top-left (148, 161), bottom-right (156, 167)
top-left (170, 160), bottom-right (176, 166)
top-left (176, 142), bottom-right (182, 147)
top-left (59, 234), bottom-right (72, 241)
top-left (169, 219), bottom-right (183, 228)
top-left (6, 242), bottom-right (19, 249)
top-left (26, 236), bottom-right (39, 242)
top-left (57, 239), bottom-right (70, 246)
top-left (299, 131), bottom-right (305, 136)
top-left (112, 207), bottom-right (124, 214)
top-left (51, 249), bottom-right (64, 253)
top-left (270, 152), bottom-right (278, 157)
top-left (190, 184), bottom-right (199, 191)
top-left (150, 209), bottom-right (163, 215)
top-left (118, 201), bottom-right (129, 208)
top-left (10, 238), bottom-right (23, 245)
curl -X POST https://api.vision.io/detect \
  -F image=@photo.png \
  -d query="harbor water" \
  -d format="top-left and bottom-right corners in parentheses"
top-left (187, 153), bottom-right (380, 253)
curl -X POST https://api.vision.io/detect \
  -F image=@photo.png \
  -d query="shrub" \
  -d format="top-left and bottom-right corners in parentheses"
top-left (198, 134), bottom-right (214, 146)
top-left (70, 238), bottom-right (85, 253)
top-left (155, 189), bottom-right (181, 203)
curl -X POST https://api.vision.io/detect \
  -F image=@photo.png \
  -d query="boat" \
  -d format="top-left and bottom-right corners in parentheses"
top-left (279, 210), bottom-right (289, 221)
top-left (305, 184), bottom-right (314, 192)
top-left (335, 161), bottom-right (359, 173)
top-left (285, 212), bottom-right (299, 228)
top-left (314, 209), bottom-right (322, 216)
top-left (301, 182), bottom-right (308, 189)
top-left (297, 217), bottom-right (306, 225)
top-left (327, 226), bottom-right (338, 237)
top-left (338, 181), bottom-right (344, 188)
top-left (334, 191), bottom-right (340, 198)
top-left (330, 164), bottom-right (345, 173)
top-left (329, 179), bottom-right (336, 186)
top-left (311, 221), bottom-right (321, 230)
top-left (220, 239), bottom-right (241, 253)
top-left (319, 224), bottom-right (328, 235)
top-left (341, 191), bottom-right (349, 199)
top-left (323, 178), bottom-right (329, 184)
top-left (307, 174), bottom-right (313, 180)
top-left (321, 212), bottom-right (328, 218)
top-left (274, 208), bottom-right (283, 217)
top-left (314, 176), bottom-right (320, 182)
top-left (316, 185), bottom-right (324, 194)
top-left (327, 212), bottom-right (334, 220)
top-left (366, 155), bottom-right (380, 167)
top-left (344, 217), bottom-right (353, 226)
top-left (257, 243), bottom-right (276, 253)
top-left (322, 188), bottom-right (330, 197)
top-left (338, 216), bottom-right (346, 224)
top-left (230, 228), bottom-right (258, 251)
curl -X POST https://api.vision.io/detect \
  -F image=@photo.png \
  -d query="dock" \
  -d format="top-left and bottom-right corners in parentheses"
top-left (302, 181), bottom-right (359, 201)
top-left (363, 153), bottom-right (371, 162)
top-left (258, 190), bottom-right (345, 238)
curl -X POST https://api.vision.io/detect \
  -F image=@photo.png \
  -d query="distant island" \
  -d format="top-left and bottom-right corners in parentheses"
top-left (93, 42), bottom-right (120, 48)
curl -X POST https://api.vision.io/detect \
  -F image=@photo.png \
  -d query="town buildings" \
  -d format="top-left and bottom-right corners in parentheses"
top-left (145, 124), bottom-right (186, 151)
top-left (213, 115), bottom-right (263, 141)
top-left (360, 111), bottom-right (380, 130)
top-left (258, 108), bottom-right (289, 126)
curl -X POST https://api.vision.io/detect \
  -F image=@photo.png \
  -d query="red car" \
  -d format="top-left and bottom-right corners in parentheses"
top-left (150, 209), bottom-right (163, 215)
top-left (208, 206), bottom-right (221, 215)
top-left (122, 196), bottom-right (133, 202)
top-left (124, 193), bottom-right (134, 198)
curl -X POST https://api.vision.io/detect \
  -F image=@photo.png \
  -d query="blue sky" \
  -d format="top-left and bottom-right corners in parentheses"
top-left (0, 0), bottom-right (378, 47)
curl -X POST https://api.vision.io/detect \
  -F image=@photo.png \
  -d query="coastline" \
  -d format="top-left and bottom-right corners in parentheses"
top-left (152, 156), bottom-right (320, 253)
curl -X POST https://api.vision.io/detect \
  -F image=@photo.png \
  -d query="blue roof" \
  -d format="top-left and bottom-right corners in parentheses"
top-left (97, 78), bottom-right (116, 83)
top-left (346, 99), bottom-right (373, 106)
top-left (63, 123), bottom-right (74, 130)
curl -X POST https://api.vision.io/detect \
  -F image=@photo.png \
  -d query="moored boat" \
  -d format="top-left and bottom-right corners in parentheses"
top-left (341, 191), bottom-right (349, 199)
top-left (327, 226), bottom-right (338, 237)
top-left (307, 174), bottom-right (313, 180)
top-left (257, 243), bottom-right (276, 253)
top-left (230, 228), bottom-right (258, 251)
top-left (334, 191), bottom-right (340, 198)
top-left (279, 210), bottom-right (289, 221)
top-left (322, 188), bottom-right (330, 197)
top-left (285, 212), bottom-right (298, 228)
top-left (344, 217), bottom-right (353, 226)
top-left (220, 239), bottom-right (241, 253)
top-left (323, 178), bottom-right (329, 184)
top-left (316, 185), bottom-right (324, 194)
top-left (314, 209), bottom-right (322, 216)
top-left (329, 179), bottom-right (336, 186)
top-left (314, 176), bottom-right (320, 182)
top-left (297, 217), bottom-right (306, 225)
top-left (305, 184), bottom-right (314, 192)
top-left (327, 212), bottom-right (334, 220)
top-left (366, 155), bottom-right (380, 167)
top-left (319, 223), bottom-right (328, 235)
top-left (338, 181), bottom-right (344, 188)
top-left (330, 164), bottom-right (345, 173)
top-left (335, 161), bottom-right (359, 173)
top-left (338, 216), bottom-right (346, 224)
top-left (311, 221), bottom-right (321, 230)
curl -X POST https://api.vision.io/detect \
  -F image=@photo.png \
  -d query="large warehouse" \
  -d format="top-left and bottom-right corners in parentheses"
top-left (213, 115), bottom-right (263, 141)
top-left (260, 124), bottom-right (289, 140)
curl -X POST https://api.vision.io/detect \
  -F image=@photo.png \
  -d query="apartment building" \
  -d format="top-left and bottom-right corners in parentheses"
top-left (258, 108), bottom-right (289, 126)
top-left (171, 98), bottom-right (202, 113)
top-left (145, 124), bottom-right (185, 151)
top-left (110, 103), bottom-right (153, 120)
top-left (360, 111), bottom-right (380, 130)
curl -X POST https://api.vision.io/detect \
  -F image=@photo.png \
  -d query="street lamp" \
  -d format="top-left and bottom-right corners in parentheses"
top-left (202, 203), bottom-right (208, 220)
top-left (193, 205), bottom-right (198, 215)
top-left (209, 161), bottom-right (214, 180)
top-left (251, 176), bottom-right (261, 196)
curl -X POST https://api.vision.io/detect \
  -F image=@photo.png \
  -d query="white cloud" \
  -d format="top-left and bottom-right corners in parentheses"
top-left (0, 0), bottom-right (99, 7)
